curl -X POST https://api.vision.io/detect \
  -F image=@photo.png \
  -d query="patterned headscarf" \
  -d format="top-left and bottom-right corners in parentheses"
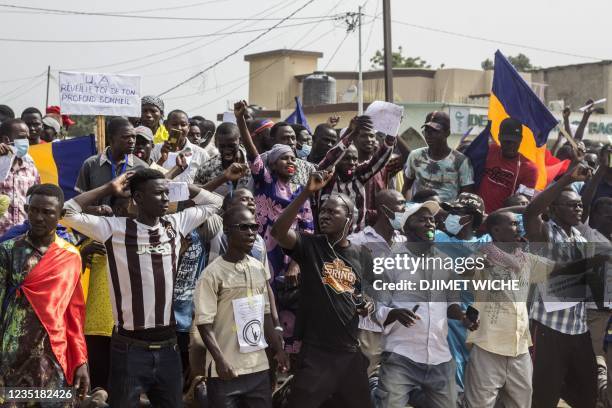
top-left (141, 95), bottom-right (165, 113)
top-left (267, 144), bottom-right (293, 166)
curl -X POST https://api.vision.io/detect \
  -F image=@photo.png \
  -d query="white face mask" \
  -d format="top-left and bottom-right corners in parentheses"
top-left (444, 214), bottom-right (467, 236)
top-left (13, 138), bottom-right (29, 158)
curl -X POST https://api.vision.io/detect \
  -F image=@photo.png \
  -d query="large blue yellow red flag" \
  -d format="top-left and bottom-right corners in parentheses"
top-left (29, 135), bottom-right (97, 200)
top-left (466, 50), bottom-right (559, 190)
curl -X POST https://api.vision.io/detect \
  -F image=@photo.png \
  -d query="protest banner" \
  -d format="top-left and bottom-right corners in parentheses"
top-left (59, 71), bottom-right (141, 117)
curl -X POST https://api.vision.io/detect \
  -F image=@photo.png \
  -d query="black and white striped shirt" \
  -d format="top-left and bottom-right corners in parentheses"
top-left (62, 190), bottom-right (222, 331)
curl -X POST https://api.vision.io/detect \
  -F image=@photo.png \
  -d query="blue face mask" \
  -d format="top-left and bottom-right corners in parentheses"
top-left (296, 144), bottom-right (311, 159)
top-left (383, 205), bottom-right (408, 230)
top-left (13, 138), bottom-right (29, 158)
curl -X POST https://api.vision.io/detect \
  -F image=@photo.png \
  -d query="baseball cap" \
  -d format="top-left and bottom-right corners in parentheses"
top-left (42, 116), bottom-right (61, 133)
top-left (499, 117), bottom-right (523, 140)
top-left (405, 200), bottom-right (441, 220)
top-left (441, 193), bottom-right (485, 215)
top-left (134, 125), bottom-right (153, 141)
top-left (422, 111), bottom-right (450, 131)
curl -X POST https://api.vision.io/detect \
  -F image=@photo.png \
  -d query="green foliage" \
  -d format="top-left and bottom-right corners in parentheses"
top-left (481, 53), bottom-right (540, 71)
top-left (370, 46), bottom-right (432, 69)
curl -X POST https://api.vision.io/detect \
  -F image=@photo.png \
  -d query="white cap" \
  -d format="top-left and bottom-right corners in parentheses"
top-left (42, 116), bottom-right (61, 133)
top-left (405, 200), bottom-right (440, 219)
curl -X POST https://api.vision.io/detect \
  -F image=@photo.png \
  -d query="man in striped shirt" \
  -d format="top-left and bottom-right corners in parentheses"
top-left (524, 162), bottom-right (598, 407)
top-left (61, 166), bottom-right (239, 407)
top-left (315, 116), bottom-right (395, 233)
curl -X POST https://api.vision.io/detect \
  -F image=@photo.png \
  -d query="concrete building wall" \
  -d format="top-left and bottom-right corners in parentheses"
top-left (532, 63), bottom-right (608, 113)
top-left (246, 51), bottom-right (321, 110)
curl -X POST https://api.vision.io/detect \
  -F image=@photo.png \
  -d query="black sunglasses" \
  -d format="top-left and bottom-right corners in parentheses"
top-left (229, 223), bottom-right (258, 232)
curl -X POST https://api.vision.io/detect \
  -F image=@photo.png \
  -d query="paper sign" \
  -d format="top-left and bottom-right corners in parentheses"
top-left (365, 100), bottom-right (404, 136)
top-left (162, 151), bottom-right (193, 170)
top-left (222, 112), bottom-right (237, 124)
top-left (0, 150), bottom-right (15, 181)
top-left (59, 71), bottom-right (141, 116)
top-left (232, 294), bottom-right (268, 353)
top-left (168, 181), bottom-right (189, 202)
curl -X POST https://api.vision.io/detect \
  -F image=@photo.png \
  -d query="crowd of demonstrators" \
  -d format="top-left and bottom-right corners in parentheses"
top-left (0, 92), bottom-right (611, 408)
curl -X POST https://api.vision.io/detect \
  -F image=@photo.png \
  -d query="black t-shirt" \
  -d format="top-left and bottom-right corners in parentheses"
top-left (285, 233), bottom-right (374, 352)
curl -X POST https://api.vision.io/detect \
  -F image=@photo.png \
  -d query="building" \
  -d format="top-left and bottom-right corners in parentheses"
top-left (219, 48), bottom-right (612, 145)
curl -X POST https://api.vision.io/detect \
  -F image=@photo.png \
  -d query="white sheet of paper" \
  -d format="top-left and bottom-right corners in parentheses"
top-left (232, 294), bottom-right (268, 353)
top-left (0, 151), bottom-right (15, 181)
top-left (163, 151), bottom-right (193, 170)
top-left (365, 100), bottom-right (404, 136)
top-left (538, 276), bottom-right (581, 312)
top-left (358, 315), bottom-right (382, 332)
top-left (222, 112), bottom-right (237, 124)
top-left (167, 181), bottom-right (189, 202)
top-left (579, 98), bottom-right (606, 112)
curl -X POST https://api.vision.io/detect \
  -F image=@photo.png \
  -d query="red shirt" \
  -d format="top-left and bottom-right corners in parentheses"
top-left (478, 143), bottom-right (538, 213)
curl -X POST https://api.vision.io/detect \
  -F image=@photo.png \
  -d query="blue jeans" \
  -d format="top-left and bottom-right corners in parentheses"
top-left (108, 334), bottom-right (183, 408)
top-left (375, 352), bottom-right (456, 408)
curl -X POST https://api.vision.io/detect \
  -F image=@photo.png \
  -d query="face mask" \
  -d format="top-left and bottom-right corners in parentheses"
top-left (296, 144), bottom-right (311, 159)
top-left (444, 214), bottom-right (466, 236)
top-left (13, 139), bottom-right (29, 158)
top-left (384, 205), bottom-right (408, 231)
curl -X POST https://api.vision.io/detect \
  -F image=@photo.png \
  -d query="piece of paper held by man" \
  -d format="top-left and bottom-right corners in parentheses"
top-left (365, 100), bottom-right (404, 136)
top-left (0, 150), bottom-right (15, 181)
top-left (167, 181), bottom-right (189, 203)
top-left (163, 151), bottom-right (193, 170)
top-left (538, 273), bottom-right (584, 312)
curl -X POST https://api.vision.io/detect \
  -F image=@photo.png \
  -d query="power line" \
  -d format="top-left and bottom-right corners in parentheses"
top-left (323, 32), bottom-right (350, 70)
top-left (158, 0), bottom-right (316, 97)
top-left (60, 0), bottom-right (296, 72)
top-left (0, 75), bottom-right (46, 101)
top-left (0, 18), bottom-right (338, 44)
top-left (0, 3), bottom-right (331, 21)
top-left (378, 16), bottom-right (606, 61)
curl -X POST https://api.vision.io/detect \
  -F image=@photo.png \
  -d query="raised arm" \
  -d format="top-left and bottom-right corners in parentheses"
top-left (524, 163), bottom-right (590, 242)
top-left (271, 170), bottom-right (333, 249)
top-left (317, 126), bottom-right (357, 170)
top-left (575, 100), bottom-right (595, 141)
top-left (581, 147), bottom-right (610, 222)
top-left (234, 100), bottom-right (258, 161)
top-left (71, 172), bottom-right (131, 211)
top-left (199, 163), bottom-right (249, 192)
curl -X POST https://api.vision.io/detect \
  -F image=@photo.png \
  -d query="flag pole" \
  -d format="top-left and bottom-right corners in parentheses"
top-left (96, 115), bottom-right (106, 154)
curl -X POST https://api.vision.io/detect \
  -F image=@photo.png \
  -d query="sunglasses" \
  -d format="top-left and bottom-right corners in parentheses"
top-left (229, 223), bottom-right (259, 232)
top-left (556, 202), bottom-right (583, 209)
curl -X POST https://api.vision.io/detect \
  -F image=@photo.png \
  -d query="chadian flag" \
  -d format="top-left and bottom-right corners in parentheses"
top-left (285, 96), bottom-right (311, 133)
top-left (29, 135), bottom-right (97, 200)
top-left (466, 50), bottom-right (559, 190)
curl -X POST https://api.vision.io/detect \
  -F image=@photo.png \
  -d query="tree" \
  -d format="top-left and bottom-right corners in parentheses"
top-left (370, 46), bottom-right (432, 69)
top-left (67, 115), bottom-right (96, 137)
top-left (480, 53), bottom-right (540, 72)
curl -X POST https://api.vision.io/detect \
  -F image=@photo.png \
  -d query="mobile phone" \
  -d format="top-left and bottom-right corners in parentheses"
top-left (466, 305), bottom-right (479, 323)
top-left (412, 304), bottom-right (420, 313)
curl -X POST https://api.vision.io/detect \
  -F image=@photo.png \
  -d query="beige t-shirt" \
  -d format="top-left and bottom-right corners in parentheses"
top-left (467, 252), bottom-right (554, 357)
top-left (193, 255), bottom-right (271, 377)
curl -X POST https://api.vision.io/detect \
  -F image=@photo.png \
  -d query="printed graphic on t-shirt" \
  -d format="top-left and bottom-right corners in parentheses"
top-left (483, 166), bottom-right (515, 188)
top-left (322, 258), bottom-right (356, 294)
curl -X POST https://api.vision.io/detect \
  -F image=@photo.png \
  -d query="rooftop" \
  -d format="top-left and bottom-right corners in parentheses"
top-left (244, 49), bottom-right (323, 62)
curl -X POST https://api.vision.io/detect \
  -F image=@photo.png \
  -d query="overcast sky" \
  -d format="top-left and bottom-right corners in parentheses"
top-left (1, 0), bottom-right (608, 121)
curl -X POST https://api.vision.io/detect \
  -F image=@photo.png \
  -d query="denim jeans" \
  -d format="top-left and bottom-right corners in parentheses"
top-left (108, 334), bottom-right (183, 408)
top-left (375, 352), bottom-right (456, 408)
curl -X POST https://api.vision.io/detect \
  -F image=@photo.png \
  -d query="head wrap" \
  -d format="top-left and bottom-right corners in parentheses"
top-left (253, 119), bottom-right (274, 136)
top-left (141, 95), bottom-right (165, 113)
top-left (267, 144), bottom-right (293, 166)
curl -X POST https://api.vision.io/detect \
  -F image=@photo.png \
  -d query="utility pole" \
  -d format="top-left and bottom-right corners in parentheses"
top-left (45, 65), bottom-right (50, 108)
top-left (357, 6), bottom-right (363, 115)
top-left (382, 0), bottom-right (393, 102)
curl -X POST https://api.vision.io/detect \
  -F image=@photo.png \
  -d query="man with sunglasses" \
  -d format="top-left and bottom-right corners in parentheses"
top-left (194, 122), bottom-right (252, 196)
top-left (271, 171), bottom-right (375, 408)
top-left (524, 162), bottom-right (599, 407)
top-left (194, 205), bottom-right (288, 407)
